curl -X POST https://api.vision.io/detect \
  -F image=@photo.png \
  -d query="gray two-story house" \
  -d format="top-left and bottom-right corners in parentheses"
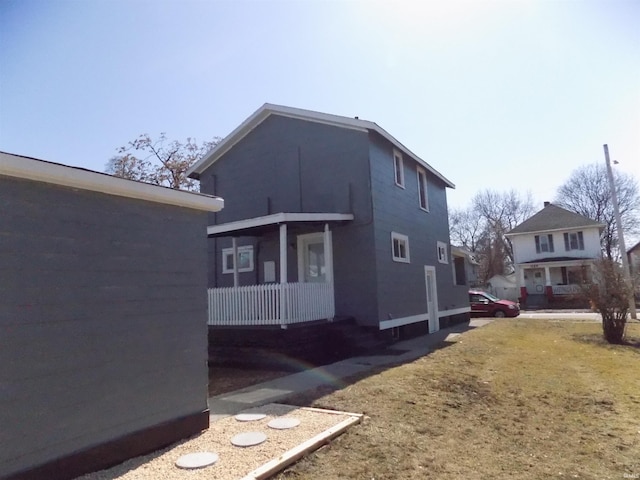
top-left (188, 104), bottom-right (469, 350)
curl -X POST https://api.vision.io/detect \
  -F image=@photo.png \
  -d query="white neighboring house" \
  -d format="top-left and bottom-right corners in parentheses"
top-left (505, 202), bottom-right (604, 303)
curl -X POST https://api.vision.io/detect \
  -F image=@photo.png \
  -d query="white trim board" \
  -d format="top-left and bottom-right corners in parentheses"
top-left (187, 103), bottom-right (455, 189)
top-left (207, 212), bottom-right (354, 236)
top-left (379, 307), bottom-right (471, 330)
top-left (0, 151), bottom-right (224, 212)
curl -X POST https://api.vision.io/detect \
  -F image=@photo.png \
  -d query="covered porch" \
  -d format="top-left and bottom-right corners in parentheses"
top-left (206, 212), bottom-right (353, 328)
top-left (516, 258), bottom-right (594, 303)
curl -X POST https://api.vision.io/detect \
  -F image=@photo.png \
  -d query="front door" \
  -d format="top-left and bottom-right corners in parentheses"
top-left (425, 266), bottom-right (439, 333)
top-left (526, 268), bottom-right (545, 294)
top-left (297, 233), bottom-right (326, 283)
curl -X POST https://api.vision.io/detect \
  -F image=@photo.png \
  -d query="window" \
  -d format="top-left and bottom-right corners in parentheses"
top-left (222, 246), bottom-right (254, 273)
top-left (393, 149), bottom-right (404, 188)
top-left (437, 241), bottom-right (448, 264)
top-left (535, 234), bottom-right (554, 253)
top-left (563, 231), bottom-right (584, 251)
top-left (417, 167), bottom-right (429, 211)
top-left (391, 232), bottom-right (410, 263)
top-left (453, 256), bottom-right (466, 285)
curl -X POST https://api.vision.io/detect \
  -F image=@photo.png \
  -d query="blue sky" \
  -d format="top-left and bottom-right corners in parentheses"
top-left (1, 0), bottom-right (638, 211)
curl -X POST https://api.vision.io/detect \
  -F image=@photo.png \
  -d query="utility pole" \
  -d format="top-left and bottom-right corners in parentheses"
top-left (603, 144), bottom-right (637, 319)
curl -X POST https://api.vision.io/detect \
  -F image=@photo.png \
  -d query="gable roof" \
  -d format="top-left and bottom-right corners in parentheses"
top-left (506, 203), bottom-right (605, 236)
top-left (187, 103), bottom-right (455, 188)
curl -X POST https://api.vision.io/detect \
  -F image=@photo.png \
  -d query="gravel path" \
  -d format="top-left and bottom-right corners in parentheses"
top-left (75, 404), bottom-right (360, 480)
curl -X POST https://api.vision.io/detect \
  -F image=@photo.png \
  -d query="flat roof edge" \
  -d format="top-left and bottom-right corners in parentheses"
top-left (0, 151), bottom-right (224, 212)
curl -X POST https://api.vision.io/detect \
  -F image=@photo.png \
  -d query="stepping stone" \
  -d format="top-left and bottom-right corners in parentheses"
top-left (234, 413), bottom-right (267, 422)
top-left (268, 417), bottom-right (301, 430)
top-left (175, 452), bottom-right (219, 469)
top-left (231, 431), bottom-right (267, 447)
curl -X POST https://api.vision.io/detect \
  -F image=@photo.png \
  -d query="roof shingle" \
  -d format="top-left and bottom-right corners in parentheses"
top-left (507, 203), bottom-right (604, 235)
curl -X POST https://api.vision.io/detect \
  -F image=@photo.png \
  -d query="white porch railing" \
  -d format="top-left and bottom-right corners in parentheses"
top-left (207, 282), bottom-right (335, 326)
top-left (551, 284), bottom-right (581, 295)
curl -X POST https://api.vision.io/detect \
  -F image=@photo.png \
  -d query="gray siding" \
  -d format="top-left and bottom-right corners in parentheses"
top-left (368, 133), bottom-right (467, 322)
top-left (0, 177), bottom-right (209, 478)
top-left (199, 115), bottom-right (370, 221)
top-left (199, 115), bottom-right (379, 325)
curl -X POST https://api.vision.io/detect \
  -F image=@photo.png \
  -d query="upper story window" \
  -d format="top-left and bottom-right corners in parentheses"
top-left (222, 245), bottom-right (254, 273)
top-left (437, 241), bottom-right (448, 264)
top-left (564, 231), bottom-right (584, 251)
top-left (391, 232), bottom-right (410, 263)
top-left (535, 234), bottom-right (554, 253)
top-left (393, 149), bottom-right (405, 188)
top-left (417, 167), bottom-right (429, 211)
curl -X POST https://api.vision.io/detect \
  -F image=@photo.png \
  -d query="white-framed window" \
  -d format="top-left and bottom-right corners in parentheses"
top-left (393, 149), bottom-right (405, 188)
top-left (535, 234), bottom-right (554, 253)
top-left (563, 231), bottom-right (584, 251)
top-left (417, 167), bottom-right (429, 211)
top-left (437, 241), bottom-right (448, 264)
top-left (391, 232), bottom-right (410, 263)
top-left (222, 245), bottom-right (254, 273)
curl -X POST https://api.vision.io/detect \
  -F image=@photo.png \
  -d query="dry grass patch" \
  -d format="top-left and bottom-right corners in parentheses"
top-left (276, 320), bottom-right (640, 480)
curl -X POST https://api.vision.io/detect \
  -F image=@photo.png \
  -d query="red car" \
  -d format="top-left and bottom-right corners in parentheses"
top-left (469, 289), bottom-right (520, 318)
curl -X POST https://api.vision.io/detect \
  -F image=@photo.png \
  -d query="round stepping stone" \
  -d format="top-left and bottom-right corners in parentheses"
top-left (268, 417), bottom-right (301, 430)
top-left (175, 452), bottom-right (219, 469)
top-left (231, 431), bottom-right (267, 447)
top-left (234, 413), bottom-right (267, 422)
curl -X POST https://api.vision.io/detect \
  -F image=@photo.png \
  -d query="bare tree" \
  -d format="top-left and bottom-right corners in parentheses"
top-left (449, 206), bottom-right (485, 253)
top-left (449, 189), bottom-right (535, 283)
top-left (581, 258), bottom-right (631, 344)
top-left (472, 189), bottom-right (536, 276)
top-left (555, 163), bottom-right (640, 259)
top-left (106, 133), bottom-right (219, 191)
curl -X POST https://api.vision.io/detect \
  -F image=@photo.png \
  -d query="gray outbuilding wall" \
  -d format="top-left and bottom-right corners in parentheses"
top-left (0, 154), bottom-right (222, 480)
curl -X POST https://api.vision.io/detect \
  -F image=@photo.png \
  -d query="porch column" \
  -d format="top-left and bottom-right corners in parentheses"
top-left (544, 265), bottom-right (553, 300)
top-left (232, 237), bottom-right (239, 288)
top-left (279, 223), bottom-right (287, 283)
top-left (518, 266), bottom-right (527, 302)
top-left (323, 223), bottom-right (333, 283)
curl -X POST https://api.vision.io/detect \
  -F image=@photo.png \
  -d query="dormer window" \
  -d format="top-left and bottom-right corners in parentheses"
top-left (535, 234), bottom-right (554, 253)
top-left (564, 231), bottom-right (584, 251)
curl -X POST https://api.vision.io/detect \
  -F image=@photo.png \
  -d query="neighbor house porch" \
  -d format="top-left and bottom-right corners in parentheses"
top-left (516, 257), bottom-right (594, 303)
top-left (206, 212), bottom-right (353, 328)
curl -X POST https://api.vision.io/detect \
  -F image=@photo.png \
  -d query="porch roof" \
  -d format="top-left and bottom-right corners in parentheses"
top-left (519, 256), bottom-right (596, 267)
top-left (207, 212), bottom-right (354, 237)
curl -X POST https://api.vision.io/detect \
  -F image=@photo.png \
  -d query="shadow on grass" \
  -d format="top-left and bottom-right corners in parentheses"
top-left (572, 332), bottom-right (640, 353)
top-left (279, 336), bottom-right (462, 409)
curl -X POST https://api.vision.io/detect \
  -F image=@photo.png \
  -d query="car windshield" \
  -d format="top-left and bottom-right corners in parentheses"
top-left (482, 292), bottom-right (500, 302)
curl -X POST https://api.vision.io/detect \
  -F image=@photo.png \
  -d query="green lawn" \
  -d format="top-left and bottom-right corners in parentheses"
top-left (277, 320), bottom-right (640, 480)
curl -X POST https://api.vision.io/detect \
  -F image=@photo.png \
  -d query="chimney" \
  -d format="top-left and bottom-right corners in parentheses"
top-left (544, 201), bottom-right (550, 207)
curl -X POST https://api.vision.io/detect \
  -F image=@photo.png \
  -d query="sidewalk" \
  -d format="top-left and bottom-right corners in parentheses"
top-left (208, 319), bottom-right (493, 421)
